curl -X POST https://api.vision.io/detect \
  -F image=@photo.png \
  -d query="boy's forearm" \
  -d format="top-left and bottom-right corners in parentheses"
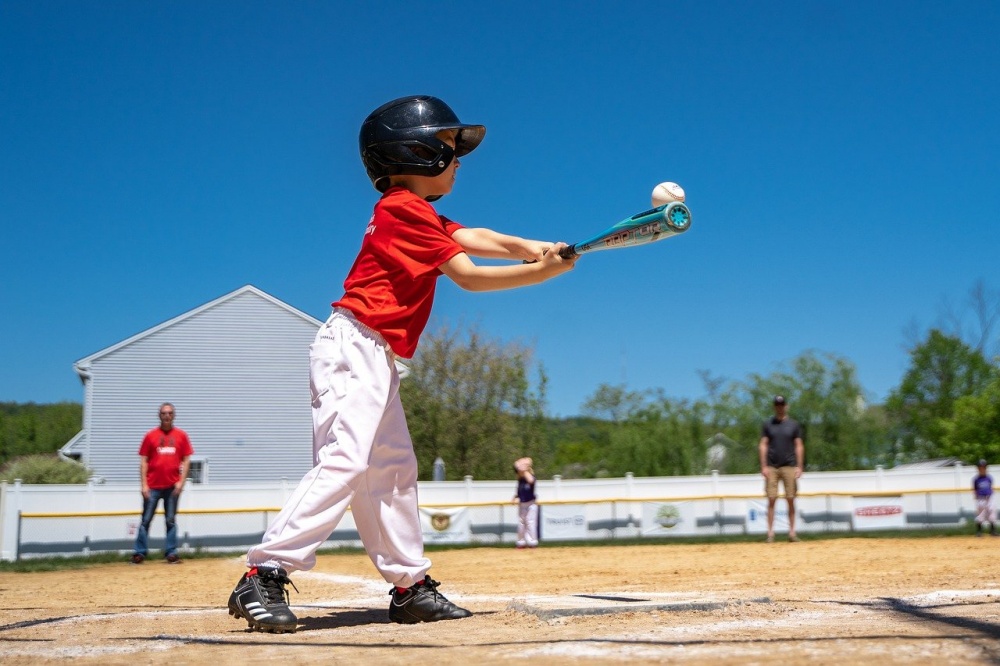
top-left (448, 261), bottom-right (563, 291)
top-left (453, 228), bottom-right (546, 261)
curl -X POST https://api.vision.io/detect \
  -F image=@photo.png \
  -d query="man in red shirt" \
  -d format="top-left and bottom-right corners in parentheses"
top-left (228, 95), bottom-right (576, 633)
top-left (131, 402), bottom-right (193, 564)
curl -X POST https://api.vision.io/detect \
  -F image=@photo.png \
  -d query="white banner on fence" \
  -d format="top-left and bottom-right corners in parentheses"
top-left (641, 501), bottom-right (697, 536)
top-left (851, 496), bottom-right (906, 530)
top-left (419, 507), bottom-right (470, 544)
top-left (541, 504), bottom-right (588, 540)
top-left (746, 499), bottom-right (791, 534)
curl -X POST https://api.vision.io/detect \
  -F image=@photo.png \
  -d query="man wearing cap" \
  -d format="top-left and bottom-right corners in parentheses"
top-left (759, 395), bottom-right (805, 543)
top-left (973, 459), bottom-right (996, 537)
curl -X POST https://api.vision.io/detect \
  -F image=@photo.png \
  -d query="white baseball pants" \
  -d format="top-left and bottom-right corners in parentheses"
top-left (247, 309), bottom-right (431, 587)
top-left (976, 497), bottom-right (995, 524)
top-left (517, 501), bottom-right (538, 547)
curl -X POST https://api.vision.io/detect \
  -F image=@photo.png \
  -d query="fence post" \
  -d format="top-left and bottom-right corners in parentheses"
top-left (85, 479), bottom-right (95, 557)
top-left (0, 481), bottom-right (10, 561)
top-left (825, 494), bottom-right (832, 534)
top-left (610, 501), bottom-right (616, 540)
top-left (14, 479), bottom-right (23, 561)
top-left (711, 470), bottom-right (722, 534)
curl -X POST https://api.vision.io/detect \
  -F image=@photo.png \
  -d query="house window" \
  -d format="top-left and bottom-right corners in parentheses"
top-left (188, 459), bottom-right (207, 484)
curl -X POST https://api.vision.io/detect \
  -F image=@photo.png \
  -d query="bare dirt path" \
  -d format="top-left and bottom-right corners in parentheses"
top-left (2, 536), bottom-right (1000, 664)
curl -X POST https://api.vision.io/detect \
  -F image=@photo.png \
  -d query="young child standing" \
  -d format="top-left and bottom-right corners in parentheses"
top-left (973, 459), bottom-right (996, 537)
top-left (512, 457), bottom-right (538, 548)
top-left (227, 95), bottom-right (576, 632)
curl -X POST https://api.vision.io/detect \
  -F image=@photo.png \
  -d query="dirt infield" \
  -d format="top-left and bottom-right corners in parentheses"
top-left (2, 536), bottom-right (1000, 664)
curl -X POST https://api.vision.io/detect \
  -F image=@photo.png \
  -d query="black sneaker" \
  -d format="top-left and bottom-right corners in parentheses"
top-left (388, 575), bottom-right (472, 624)
top-left (228, 566), bottom-right (299, 633)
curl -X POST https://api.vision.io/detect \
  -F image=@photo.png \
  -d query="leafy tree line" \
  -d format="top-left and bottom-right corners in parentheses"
top-left (0, 402), bottom-right (82, 466)
top-left (5, 330), bottom-right (996, 482)
top-left (403, 299), bottom-right (998, 480)
top-left (4, 281), bottom-right (997, 482)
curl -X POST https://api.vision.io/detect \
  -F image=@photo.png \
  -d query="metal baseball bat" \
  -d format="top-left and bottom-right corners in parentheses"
top-left (558, 201), bottom-right (692, 259)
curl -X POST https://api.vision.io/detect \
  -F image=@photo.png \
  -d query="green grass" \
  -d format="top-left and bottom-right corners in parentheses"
top-left (0, 526), bottom-right (978, 573)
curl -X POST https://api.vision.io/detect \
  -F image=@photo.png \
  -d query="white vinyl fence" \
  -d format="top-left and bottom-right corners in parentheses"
top-left (0, 464), bottom-right (983, 561)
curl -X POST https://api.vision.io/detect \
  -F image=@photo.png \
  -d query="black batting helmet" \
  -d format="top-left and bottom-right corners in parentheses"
top-left (359, 95), bottom-right (486, 194)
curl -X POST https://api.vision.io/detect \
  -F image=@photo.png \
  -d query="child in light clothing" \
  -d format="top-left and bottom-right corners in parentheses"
top-left (513, 457), bottom-right (538, 548)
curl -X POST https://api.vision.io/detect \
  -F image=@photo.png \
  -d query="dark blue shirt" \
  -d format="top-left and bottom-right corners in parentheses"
top-left (974, 473), bottom-right (993, 498)
top-left (517, 477), bottom-right (536, 503)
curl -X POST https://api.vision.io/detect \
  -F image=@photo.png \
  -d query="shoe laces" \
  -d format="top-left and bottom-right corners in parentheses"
top-left (417, 576), bottom-right (450, 602)
top-left (258, 568), bottom-right (298, 606)
top-left (390, 575), bottom-right (453, 602)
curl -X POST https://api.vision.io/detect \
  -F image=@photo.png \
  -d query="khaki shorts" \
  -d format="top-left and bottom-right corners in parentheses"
top-left (765, 466), bottom-right (798, 500)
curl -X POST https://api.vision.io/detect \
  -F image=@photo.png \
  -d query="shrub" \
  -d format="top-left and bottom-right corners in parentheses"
top-left (0, 454), bottom-right (91, 484)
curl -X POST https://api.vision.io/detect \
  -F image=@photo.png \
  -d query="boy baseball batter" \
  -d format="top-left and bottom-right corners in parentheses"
top-left (227, 95), bottom-right (576, 632)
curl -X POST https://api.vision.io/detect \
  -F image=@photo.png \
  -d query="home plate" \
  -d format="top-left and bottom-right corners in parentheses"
top-left (508, 592), bottom-right (771, 620)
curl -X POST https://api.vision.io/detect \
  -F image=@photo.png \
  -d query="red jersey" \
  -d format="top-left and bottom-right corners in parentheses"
top-left (334, 187), bottom-right (465, 358)
top-left (138, 427), bottom-right (193, 489)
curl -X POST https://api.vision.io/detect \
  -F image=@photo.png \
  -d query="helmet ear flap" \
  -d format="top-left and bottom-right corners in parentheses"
top-left (406, 137), bottom-right (455, 173)
top-left (363, 137), bottom-right (455, 191)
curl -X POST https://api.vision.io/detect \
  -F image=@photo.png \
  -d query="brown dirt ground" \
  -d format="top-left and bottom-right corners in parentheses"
top-left (2, 536), bottom-right (1000, 664)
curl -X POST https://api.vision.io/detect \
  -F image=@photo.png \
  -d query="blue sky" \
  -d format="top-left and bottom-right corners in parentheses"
top-left (2, 1), bottom-right (999, 417)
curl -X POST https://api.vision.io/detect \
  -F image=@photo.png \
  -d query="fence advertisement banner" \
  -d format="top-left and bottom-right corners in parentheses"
top-left (419, 507), bottom-right (470, 544)
top-left (540, 504), bottom-right (588, 540)
top-left (641, 501), bottom-right (698, 536)
top-left (851, 496), bottom-right (906, 530)
top-left (746, 500), bottom-right (790, 534)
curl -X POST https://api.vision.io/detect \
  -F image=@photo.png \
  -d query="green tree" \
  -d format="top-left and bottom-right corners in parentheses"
top-left (886, 330), bottom-right (995, 461)
top-left (700, 351), bottom-right (886, 473)
top-left (938, 372), bottom-right (1000, 463)
top-left (0, 402), bottom-right (83, 465)
top-left (573, 351), bottom-right (884, 477)
top-left (548, 416), bottom-right (614, 478)
top-left (401, 323), bottom-right (548, 480)
top-left (581, 384), bottom-right (646, 424)
top-left (603, 395), bottom-right (708, 477)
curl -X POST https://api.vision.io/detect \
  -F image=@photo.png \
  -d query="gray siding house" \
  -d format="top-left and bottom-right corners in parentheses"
top-left (61, 285), bottom-right (322, 484)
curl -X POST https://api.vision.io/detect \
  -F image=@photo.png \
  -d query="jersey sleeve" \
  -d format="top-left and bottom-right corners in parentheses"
top-left (441, 216), bottom-right (464, 236)
top-left (383, 199), bottom-right (465, 278)
top-left (138, 432), bottom-right (154, 457)
top-left (179, 431), bottom-right (193, 457)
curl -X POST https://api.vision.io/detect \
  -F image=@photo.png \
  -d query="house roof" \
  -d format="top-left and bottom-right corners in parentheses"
top-left (73, 285), bottom-right (322, 376)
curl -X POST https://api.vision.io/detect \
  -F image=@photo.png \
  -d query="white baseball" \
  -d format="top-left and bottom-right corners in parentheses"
top-left (651, 181), bottom-right (685, 206)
